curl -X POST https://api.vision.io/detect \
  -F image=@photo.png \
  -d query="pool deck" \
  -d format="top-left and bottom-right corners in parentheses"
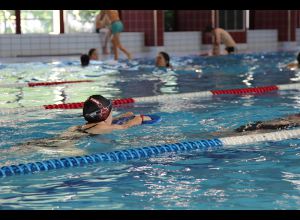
top-left (0, 48), bottom-right (296, 64)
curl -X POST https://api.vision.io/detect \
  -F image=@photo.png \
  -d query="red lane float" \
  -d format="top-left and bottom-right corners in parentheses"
top-left (0, 80), bottom-right (94, 88)
top-left (28, 80), bottom-right (94, 87)
top-left (1, 83), bottom-right (299, 114)
top-left (43, 98), bottom-right (135, 110)
top-left (211, 85), bottom-right (279, 95)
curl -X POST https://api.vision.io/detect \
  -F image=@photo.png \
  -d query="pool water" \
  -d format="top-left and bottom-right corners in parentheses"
top-left (0, 51), bottom-right (300, 209)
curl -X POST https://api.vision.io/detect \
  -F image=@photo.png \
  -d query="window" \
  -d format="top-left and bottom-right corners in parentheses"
top-left (164, 10), bottom-right (176, 32)
top-left (21, 10), bottom-right (59, 34)
top-left (218, 10), bottom-right (244, 31)
top-left (0, 10), bottom-right (16, 34)
top-left (64, 10), bottom-right (99, 33)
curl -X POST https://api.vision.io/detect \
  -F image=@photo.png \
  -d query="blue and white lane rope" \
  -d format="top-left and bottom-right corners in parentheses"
top-left (1, 128), bottom-right (300, 178)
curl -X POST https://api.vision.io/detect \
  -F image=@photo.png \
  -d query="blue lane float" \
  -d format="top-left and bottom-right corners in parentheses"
top-left (0, 138), bottom-right (223, 178)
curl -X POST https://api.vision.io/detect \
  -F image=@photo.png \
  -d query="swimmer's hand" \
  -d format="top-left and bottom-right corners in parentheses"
top-left (141, 115), bottom-right (151, 122)
top-left (123, 112), bottom-right (134, 117)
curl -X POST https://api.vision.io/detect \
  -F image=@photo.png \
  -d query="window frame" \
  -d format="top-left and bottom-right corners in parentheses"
top-left (216, 10), bottom-right (246, 32)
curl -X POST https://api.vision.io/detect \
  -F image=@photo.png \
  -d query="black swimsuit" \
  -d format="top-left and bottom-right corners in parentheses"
top-left (235, 120), bottom-right (299, 132)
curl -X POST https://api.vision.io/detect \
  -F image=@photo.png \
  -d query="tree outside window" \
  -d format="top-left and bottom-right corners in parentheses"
top-left (21, 10), bottom-right (56, 34)
top-left (64, 10), bottom-right (100, 33)
top-left (0, 10), bottom-right (16, 34)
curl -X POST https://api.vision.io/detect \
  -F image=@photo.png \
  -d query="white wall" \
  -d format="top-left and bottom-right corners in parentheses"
top-left (164, 32), bottom-right (202, 54)
top-left (247, 30), bottom-right (278, 52)
top-left (0, 30), bottom-right (290, 58)
top-left (0, 33), bottom-right (145, 58)
top-left (296, 28), bottom-right (300, 46)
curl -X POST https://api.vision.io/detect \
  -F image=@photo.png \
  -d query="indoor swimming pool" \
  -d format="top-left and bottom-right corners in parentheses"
top-left (0, 51), bottom-right (300, 209)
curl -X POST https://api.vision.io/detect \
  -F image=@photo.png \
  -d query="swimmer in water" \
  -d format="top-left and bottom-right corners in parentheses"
top-left (286, 52), bottom-right (300, 70)
top-left (212, 112), bottom-right (300, 138)
top-left (155, 51), bottom-right (172, 68)
top-left (13, 95), bottom-right (152, 154)
top-left (88, 48), bottom-right (100, 61)
top-left (80, 54), bottom-right (90, 67)
top-left (234, 113), bottom-right (300, 133)
top-left (70, 94), bottom-right (151, 135)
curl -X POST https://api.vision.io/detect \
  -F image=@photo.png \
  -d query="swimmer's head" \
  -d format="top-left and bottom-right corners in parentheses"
top-left (88, 48), bottom-right (99, 60)
top-left (297, 52), bottom-right (300, 64)
top-left (80, 54), bottom-right (90, 67)
top-left (156, 51), bottom-right (170, 68)
top-left (83, 95), bottom-right (112, 123)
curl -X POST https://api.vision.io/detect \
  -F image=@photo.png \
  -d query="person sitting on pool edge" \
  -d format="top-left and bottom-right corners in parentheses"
top-left (203, 26), bottom-right (236, 56)
top-left (155, 51), bottom-right (172, 69)
top-left (286, 52), bottom-right (300, 70)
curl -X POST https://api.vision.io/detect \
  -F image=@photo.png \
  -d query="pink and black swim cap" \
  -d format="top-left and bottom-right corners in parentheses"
top-left (83, 95), bottom-right (112, 123)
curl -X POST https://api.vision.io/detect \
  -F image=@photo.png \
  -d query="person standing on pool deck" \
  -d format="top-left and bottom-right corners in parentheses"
top-left (203, 26), bottom-right (236, 56)
top-left (95, 11), bottom-right (111, 55)
top-left (104, 10), bottom-right (132, 61)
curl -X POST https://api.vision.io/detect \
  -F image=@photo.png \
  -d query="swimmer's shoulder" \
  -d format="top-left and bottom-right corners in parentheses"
top-left (286, 62), bottom-right (299, 70)
top-left (80, 123), bottom-right (122, 135)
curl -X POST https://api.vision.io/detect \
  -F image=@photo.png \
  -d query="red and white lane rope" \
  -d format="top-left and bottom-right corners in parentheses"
top-left (134, 83), bottom-right (300, 103)
top-left (0, 80), bottom-right (94, 88)
top-left (0, 83), bottom-right (299, 115)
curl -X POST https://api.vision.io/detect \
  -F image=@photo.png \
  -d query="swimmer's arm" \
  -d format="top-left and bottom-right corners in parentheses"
top-left (85, 118), bottom-right (142, 134)
top-left (113, 115), bottom-right (152, 130)
top-left (65, 125), bottom-right (81, 132)
top-left (114, 115), bottom-right (143, 129)
top-left (286, 62), bottom-right (298, 69)
top-left (58, 126), bottom-right (82, 138)
top-left (87, 115), bottom-right (152, 134)
top-left (113, 112), bottom-right (134, 121)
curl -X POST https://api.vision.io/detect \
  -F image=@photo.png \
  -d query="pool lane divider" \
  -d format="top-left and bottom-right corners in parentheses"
top-left (1, 128), bottom-right (300, 178)
top-left (0, 98), bottom-right (135, 114)
top-left (0, 83), bottom-right (299, 115)
top-left (0, 80), bottom-right (95, 88)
